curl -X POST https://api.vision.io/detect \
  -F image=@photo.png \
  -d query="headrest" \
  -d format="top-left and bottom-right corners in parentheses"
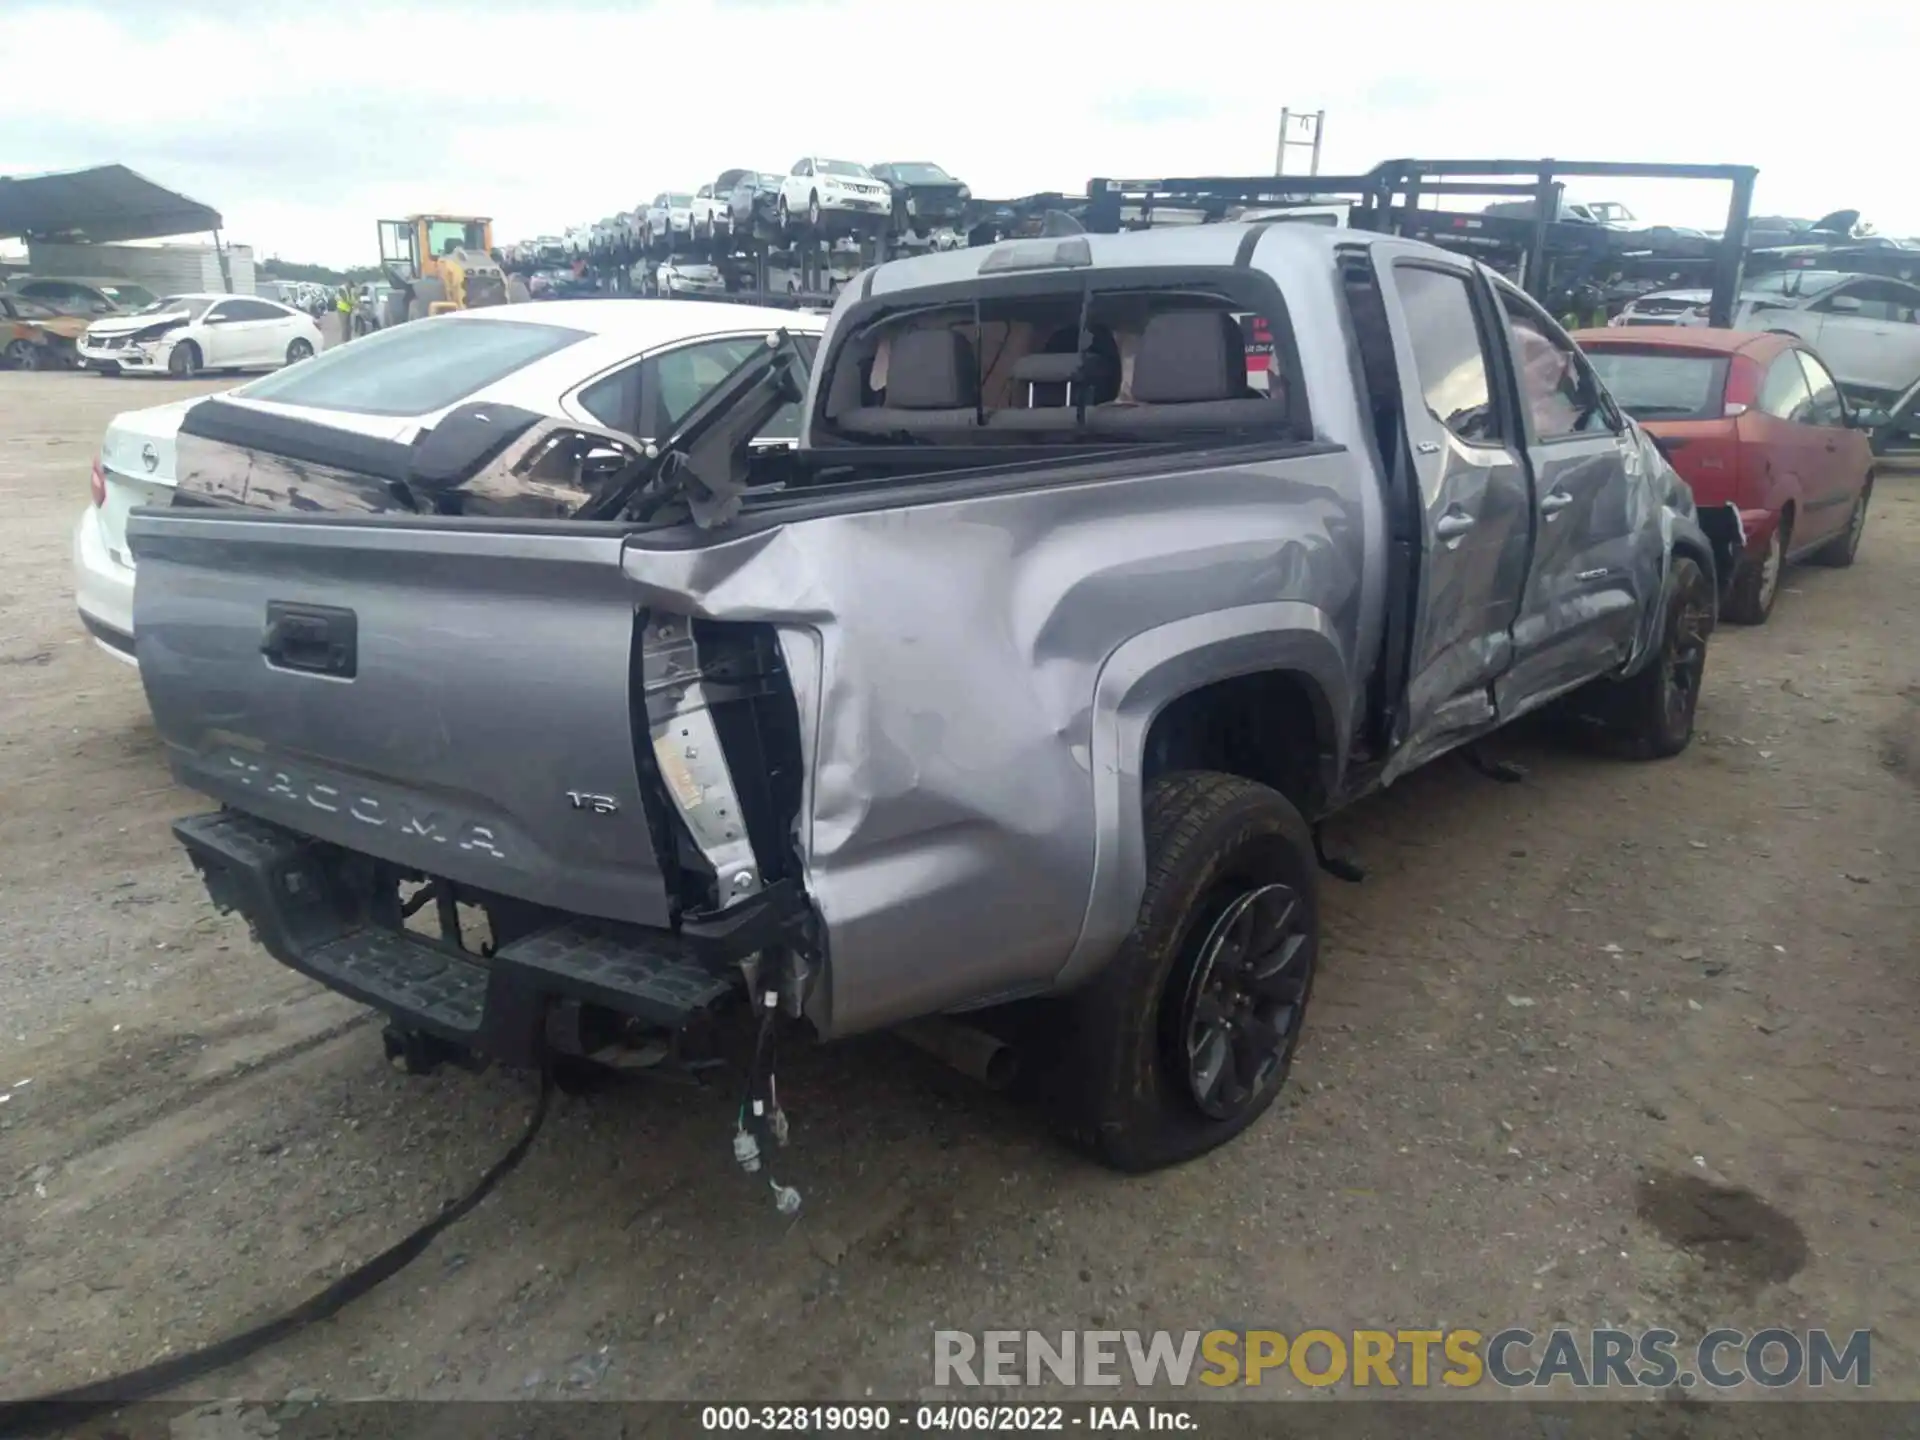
top-left (1132, 311), bottom-right (1245, 404)
top-left (886, 328), bottom-right (979, 410)
top-left (1012, 352), bottom-right (1097, 384)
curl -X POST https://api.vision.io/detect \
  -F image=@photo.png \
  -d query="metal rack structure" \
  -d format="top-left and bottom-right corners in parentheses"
top-left (542, 158), bottom-right (1763, 323)
top-left (1083, 159), bottom-right (1759, 326)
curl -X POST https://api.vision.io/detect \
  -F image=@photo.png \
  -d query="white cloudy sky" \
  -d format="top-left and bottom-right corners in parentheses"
top-left (4, 0), bottom-right (1916, 266)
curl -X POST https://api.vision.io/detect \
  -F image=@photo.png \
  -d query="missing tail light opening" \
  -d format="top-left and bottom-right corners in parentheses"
top-left (90, 457), bottom-right (106, 508)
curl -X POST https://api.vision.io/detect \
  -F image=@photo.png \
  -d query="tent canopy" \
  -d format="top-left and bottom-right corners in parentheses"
top-left (0, 164), bottom-right (223, 243)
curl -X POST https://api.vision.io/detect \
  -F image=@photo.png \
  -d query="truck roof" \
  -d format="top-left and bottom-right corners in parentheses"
top-left (863, 220), bottom-right (1404, 299)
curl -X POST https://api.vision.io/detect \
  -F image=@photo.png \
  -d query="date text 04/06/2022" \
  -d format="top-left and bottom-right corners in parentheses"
top-left (699, 1404), bottom-right (1196, 1431)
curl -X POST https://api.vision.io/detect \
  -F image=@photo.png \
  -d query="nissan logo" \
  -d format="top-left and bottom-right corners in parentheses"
top-left (140, 443), bottom-right (159, 473)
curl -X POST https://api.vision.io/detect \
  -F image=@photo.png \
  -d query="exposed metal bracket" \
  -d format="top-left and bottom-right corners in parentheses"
top-left (640, 613), bottom-right (763, 905)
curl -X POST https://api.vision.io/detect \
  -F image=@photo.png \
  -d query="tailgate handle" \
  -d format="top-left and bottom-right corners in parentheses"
top-left (262, 601), bottom-right (357, 679)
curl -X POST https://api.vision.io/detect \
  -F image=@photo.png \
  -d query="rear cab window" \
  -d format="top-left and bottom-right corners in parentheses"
top-left (807, 259), bottom-right (1306, 455)
top-left (235, 316), bottom-right (588, 416)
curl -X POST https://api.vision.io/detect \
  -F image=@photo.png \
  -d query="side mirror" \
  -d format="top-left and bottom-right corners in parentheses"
top-left (1851, 407), bottom-right (1892, 429)
top-left (1825, 294), bottom-right (1863, 314)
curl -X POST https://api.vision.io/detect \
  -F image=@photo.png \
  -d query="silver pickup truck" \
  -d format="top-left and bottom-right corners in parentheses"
top-left (128, 223), bottom-right (1736, 1181)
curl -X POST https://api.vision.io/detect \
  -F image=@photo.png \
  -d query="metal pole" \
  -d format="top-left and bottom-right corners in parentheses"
top-left (1276, 108), bottom-right (1291, 176)
top-left (1309, 110), bottom-right (1325, 176)
top-left (211, 227), bottom-right (233, 293)
top-left (1520, 174), bottom-right (1560, 300)
top-left (1709, 168), bottom-right (1756, 328)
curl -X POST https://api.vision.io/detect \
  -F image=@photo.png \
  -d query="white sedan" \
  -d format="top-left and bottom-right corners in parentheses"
top-left (78, 293), bottom-right (323, 379)
top-left (777, 158), bottom-right (892, 232)
top-left (642, 193), bottom-right (696, 248)
top-left (656, 257), bottom-right (728, 297)
top-left (73, 299), bottom-right (826, 666)
top-left (1613, 269), bottom-right (1920, 402)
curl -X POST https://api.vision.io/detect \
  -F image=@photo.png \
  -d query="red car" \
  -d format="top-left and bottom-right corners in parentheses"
top-left (1573, 328), bottom-right (1877, 624)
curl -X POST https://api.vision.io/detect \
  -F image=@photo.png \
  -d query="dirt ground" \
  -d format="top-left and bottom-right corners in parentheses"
top-left (1, 370), bottom-right (1915, 1407)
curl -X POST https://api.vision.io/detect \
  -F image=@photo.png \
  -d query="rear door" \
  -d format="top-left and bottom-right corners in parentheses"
top-left (1801, 279), bottom-right (1920, 396)
top-left (198, 300), bottom-right (247, 366)
top-left (1492, 282), bottom-right (1654, 704)
top-left (128, 509), bottom-right (677, 928)
top-left (1378, 257), bottom-right (1533, 763)
top-left (224, 298), bottom-right (291, 365)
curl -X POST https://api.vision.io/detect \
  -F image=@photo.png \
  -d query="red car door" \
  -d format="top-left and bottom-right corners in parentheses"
top-left (1790, 349), bottom-right (1869, 551)
top-left (1736, 348), bottom-right (1818, 549)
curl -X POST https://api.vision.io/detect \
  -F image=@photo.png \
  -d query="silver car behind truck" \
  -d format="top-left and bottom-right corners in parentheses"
top-left (127, 222), bottom-right (1727, 1184)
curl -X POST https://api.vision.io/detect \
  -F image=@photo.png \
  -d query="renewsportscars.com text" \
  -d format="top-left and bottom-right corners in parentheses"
top-left (933, 1328), bottom-right (1872, 1390)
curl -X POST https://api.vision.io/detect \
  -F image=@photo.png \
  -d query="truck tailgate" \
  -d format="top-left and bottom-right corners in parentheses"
top-left (127, 509), bottom-right (675, 928)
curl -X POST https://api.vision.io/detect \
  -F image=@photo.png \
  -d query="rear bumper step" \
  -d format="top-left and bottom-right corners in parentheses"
top-left (174, 809), bottom-right (745, 1066)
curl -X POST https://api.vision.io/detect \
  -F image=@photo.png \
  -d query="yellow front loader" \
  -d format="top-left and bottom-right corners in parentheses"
top-left (376, 215), bottom-right (508, 320)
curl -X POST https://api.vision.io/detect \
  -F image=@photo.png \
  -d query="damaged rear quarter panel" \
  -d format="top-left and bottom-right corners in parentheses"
top-left (621, 448), bottom-right (1369, 1038)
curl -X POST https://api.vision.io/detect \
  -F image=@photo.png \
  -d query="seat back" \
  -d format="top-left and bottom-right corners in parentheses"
top-left (1088, 310), bottom-right (1285, 432)
top-left (834, 327), bottom-right (982, 434)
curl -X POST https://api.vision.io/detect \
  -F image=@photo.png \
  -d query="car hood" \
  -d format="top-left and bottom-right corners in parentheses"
top-left (1630, 289), bottom-right (1712, 306)
top-left (89, 310), bottom-right (193, 337)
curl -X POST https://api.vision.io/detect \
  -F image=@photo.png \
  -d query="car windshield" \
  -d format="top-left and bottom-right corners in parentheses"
top-left (819, 160), bottom-right (873, 178)
top-left (139, 297), bottom-right (214, 319)
top-left (757, 173), bottom-right (781, 187)
top-left (1585, 350), bottom-right (1729, 421)
top-left (885, 163), bottom-right (953, 185)
top-left (667, 194), bottom-right (695, 206)
top-left (234, 317), bottom-right (588, 417)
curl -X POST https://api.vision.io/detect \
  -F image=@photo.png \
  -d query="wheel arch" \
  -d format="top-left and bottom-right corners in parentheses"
top-left (1054, 603), bottom-right (1351, 991)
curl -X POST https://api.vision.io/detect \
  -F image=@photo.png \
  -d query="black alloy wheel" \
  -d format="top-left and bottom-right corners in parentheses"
top-left (1175, 880), bottom-right (1313, 1121)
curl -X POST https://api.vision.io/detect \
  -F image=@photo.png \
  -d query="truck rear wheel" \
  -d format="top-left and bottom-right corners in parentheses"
top-left (1044, 771), bottom-right (1317, 1173)
top-left (1604, 554), bottom-right (1713, 760)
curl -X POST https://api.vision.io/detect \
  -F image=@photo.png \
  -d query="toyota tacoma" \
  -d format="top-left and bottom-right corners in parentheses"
top-left (126, 223), bottom-right (1733, 1186)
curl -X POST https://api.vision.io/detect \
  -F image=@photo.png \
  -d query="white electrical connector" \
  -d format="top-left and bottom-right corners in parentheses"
top-left (732, 1127), bottom-right (762, 1174)
top-left (771, 1182), bottom-right (802, 1218)
top-left (770, 1108), bottom-right (790, 1146)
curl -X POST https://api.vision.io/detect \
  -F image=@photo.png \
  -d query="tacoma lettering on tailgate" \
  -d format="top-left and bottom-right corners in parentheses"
top-left (220, 752), bottom-right (507, 859)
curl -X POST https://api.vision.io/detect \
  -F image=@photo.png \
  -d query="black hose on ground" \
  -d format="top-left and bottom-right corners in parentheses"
top-left (0, 1069), bottom-right (555, 1439)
